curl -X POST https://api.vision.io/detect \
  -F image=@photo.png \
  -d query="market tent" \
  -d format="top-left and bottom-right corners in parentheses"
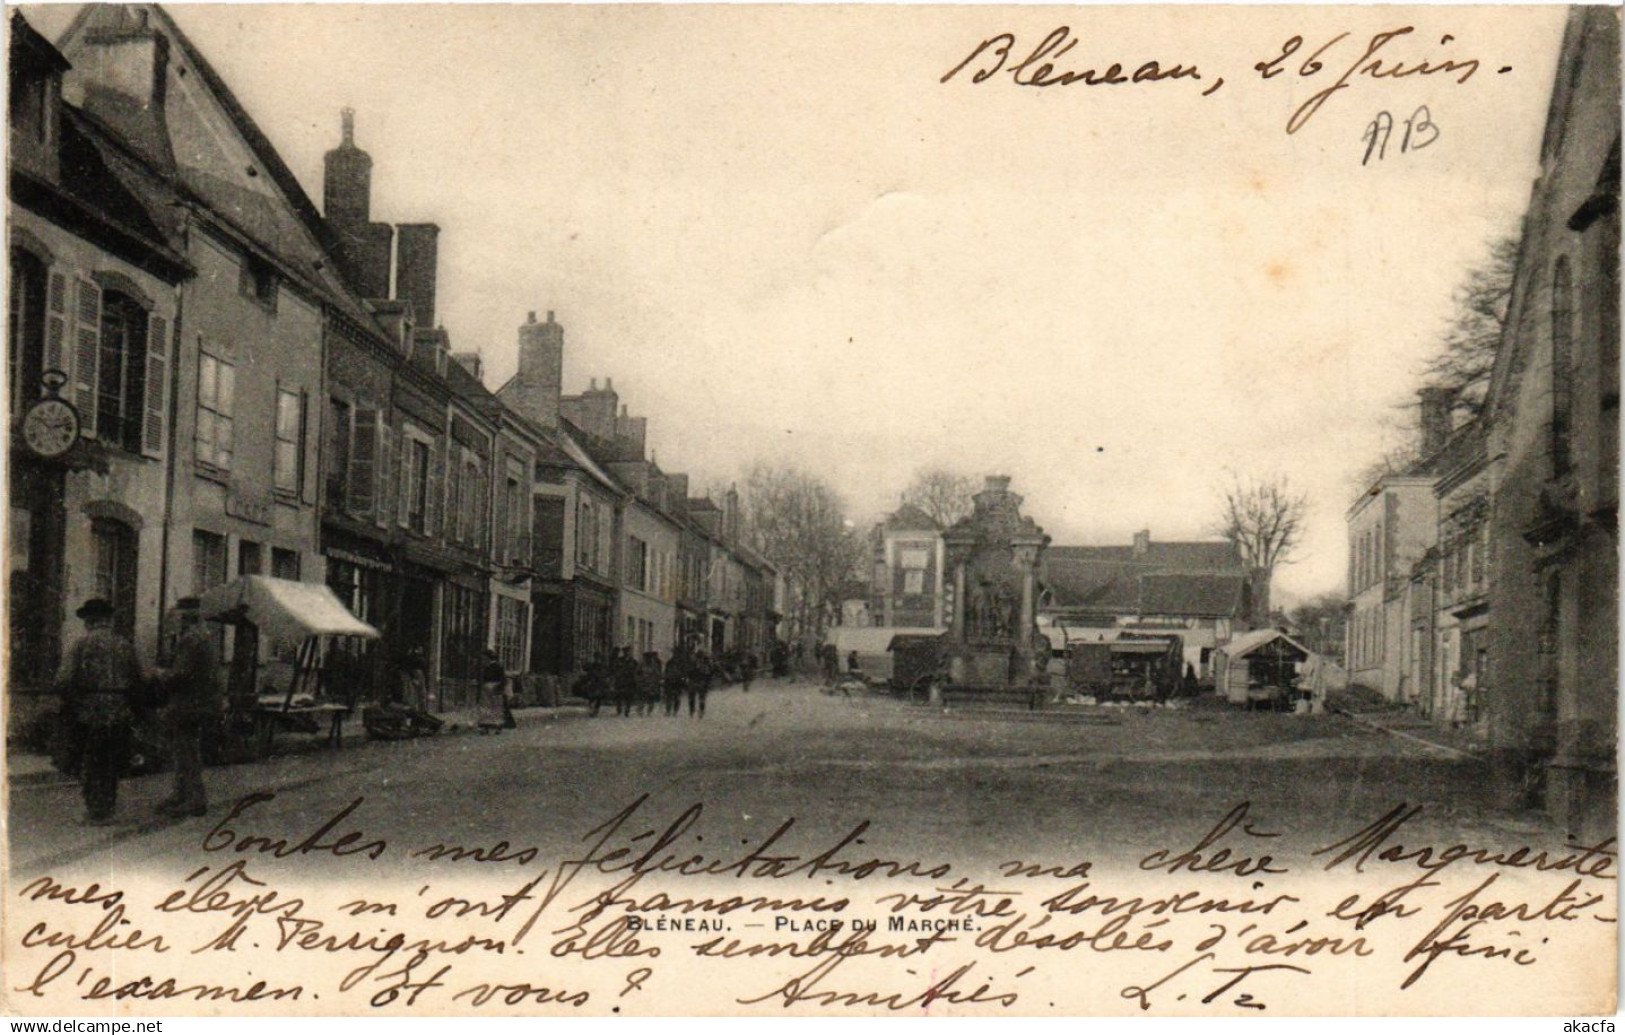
top-left (200, 576), bottom-right (379, 645)
top-left (1213, 629), bottom-right (1312, 704)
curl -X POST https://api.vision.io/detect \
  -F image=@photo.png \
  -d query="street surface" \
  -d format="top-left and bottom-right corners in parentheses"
top-left (10, 679), bottom-right (1552, 880)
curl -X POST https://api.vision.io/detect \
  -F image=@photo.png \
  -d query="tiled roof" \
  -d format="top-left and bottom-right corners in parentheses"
top-left (1138, 573), bottom-right (1249, 618)
top-left (882, 504), bottom-right (941, 532)
top-left (1042, 540), bottom-right (1245, 614)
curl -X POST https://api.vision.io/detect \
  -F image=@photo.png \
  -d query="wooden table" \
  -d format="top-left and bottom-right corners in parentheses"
top-left (252, 703), bottom-right (352, 756)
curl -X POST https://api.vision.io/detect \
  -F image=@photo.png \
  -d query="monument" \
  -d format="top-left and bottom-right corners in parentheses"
top-left (941, 476), bottom-right (1051, 689)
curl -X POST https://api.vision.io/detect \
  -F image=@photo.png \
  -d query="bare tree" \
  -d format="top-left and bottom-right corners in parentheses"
top-left (1421, 233), bottom-right (1519, 418)
top-left (1288, 592), bottom-right (1349, 662)
top-left (1348, 440), bottom-right (1422, 500)
top-left (740, 463), bottom-right (866, 639)
top-left (900, 467), bottom-right (978, 528)
top-left (1213, 473), bottom-right (1309, 616)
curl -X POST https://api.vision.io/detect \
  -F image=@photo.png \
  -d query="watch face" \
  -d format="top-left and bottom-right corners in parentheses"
top-left (23, 399), bottom-right (80, 458)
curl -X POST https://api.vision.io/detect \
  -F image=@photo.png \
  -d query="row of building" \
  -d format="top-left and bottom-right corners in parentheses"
top-left (850, 499), bottom-right (1269, 684)
top-left (1344, 6), bottom-right (1618, 838)
top-left (8, 6), bottom-right (778, 720)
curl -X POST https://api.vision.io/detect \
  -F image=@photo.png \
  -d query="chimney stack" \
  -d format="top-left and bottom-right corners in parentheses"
top-left (514, 310), bottom-right (565, 428)
top-left (450, 350), bottom-right (482, 381)
top-left (1133, 529), bottom-right (1151, 558)
top-left (1418, 387), bottom-right (1454, 457)
top-left (395, 222), bottom-right (440, 329)
top-left (65, 7), bottom-right (175, 172)
top-left (322, 109), bottom-right (392, 299)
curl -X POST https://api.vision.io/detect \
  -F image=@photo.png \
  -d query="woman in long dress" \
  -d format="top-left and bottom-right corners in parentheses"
top-left (478, 649), bottom-right (507, 734)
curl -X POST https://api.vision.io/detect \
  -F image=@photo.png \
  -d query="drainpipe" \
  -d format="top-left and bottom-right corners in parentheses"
top-left (155, 203), bottom-right (192, 662)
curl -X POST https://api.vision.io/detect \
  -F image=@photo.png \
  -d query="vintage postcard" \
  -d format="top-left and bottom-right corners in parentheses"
top-left (3, 1), bottom-right (1619, 1019)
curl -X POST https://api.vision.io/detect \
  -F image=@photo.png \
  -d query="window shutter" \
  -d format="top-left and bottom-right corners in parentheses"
top-left (427, 434), bottom-right (446, 539)
top-left (350, 406), bottom-right (377, 516)
top-left (44, 271), bottom-right (67, 377)
top-left (476, 463), bottom-right (490, 553)
top-left (494, 463), bottom-right (511, 565)
top-left (299, 389), bottom-right (313, 503)
top-left (72, 276), bottom-right (101, 438)
top-left (398, 434), bottom-right (413, 528)
top-left (141, 311), bottom-right (169, 458)
top-left (376, 423), bottom-right (394, 529)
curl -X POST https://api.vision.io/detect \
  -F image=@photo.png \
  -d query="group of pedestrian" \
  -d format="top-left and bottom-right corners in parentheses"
top-left (54, 596), bottom-right (224, 826)
top-left (572, 642), bottom-right (765, 719)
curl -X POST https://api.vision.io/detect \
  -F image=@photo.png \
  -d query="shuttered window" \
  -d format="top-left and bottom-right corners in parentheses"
top-left (349, 407), bottom-right (377, 517)
top-left (95, 291), bottom-right (147, 453)
top-left (326, 398), bottom-right (351, 508)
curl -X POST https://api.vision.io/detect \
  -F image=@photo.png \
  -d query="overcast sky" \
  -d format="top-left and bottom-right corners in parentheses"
top-left (26, 3), bottom-right (1569, 602)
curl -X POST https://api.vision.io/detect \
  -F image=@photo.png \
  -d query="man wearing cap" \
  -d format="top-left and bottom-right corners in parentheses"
top-left (55, 598), bottom-right (145, 824)
top-left (156, 597), bottom-right (223, 817)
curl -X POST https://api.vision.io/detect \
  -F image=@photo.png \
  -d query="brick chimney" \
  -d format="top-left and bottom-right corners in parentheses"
top-left (512, 310), bottom-right (563, 428)
top-left (667, 473), bottom-right (691, 512)
top-left (1418, 387), bottom-right (1455, 458)
top-left (395, 222), bottom-right (440, 328)
top-left (324, 109), bottom-right (370, 226)
top-left (322, 109), bottom-right (392, 299)
top-left (64, 6), bottom-right (175, 172)
top-left (616, 405), bottom-right (648, 460)
top-left (562, 378), bottom-right (619, 441)
top-left (450, 350), bottom-right (482, 381)
top-left (1132, 529), bottom-right (1151, 558)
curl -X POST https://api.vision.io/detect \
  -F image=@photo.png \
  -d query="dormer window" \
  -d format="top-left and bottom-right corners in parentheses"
top-left (239, 253), bottom-right (278, 310)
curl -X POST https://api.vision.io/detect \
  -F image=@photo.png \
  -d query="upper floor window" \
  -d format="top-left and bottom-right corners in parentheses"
top-left (97, 291), bottom-right (148, 453)
top-left (240, 254), bottom-right (278, 310)
top-left (628, 536), bottom-right (649, 593)
top-left (578, 497), bottom-right (598, 570)
top-left (405, 436), bottom-right (431, 534)
top-left (274, 387), bottom-right (305, 497)
top-left (326, 398), bottom-right (351, 506)
top-left (505, 474), bottom-right (524, 560)
top-left (1551, 256), bottom-right (1574, 475)
top-left (196, 353), bottom-right (235, 471)
top-left (456, 451), bottom-right (485, 546)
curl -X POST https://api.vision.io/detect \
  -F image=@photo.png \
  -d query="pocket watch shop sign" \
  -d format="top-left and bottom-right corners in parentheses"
top-left (22, 371), bottom-right (81, 459)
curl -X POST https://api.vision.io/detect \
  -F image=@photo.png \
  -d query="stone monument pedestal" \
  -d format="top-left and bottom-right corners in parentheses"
top-left (941, 476), bottom-right (1050, 693)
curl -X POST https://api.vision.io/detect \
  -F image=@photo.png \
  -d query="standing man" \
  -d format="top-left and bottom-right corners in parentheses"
top-left (157, 597), bottom-right (222, 818)
top-left (663, 648), bottom-right (688, 717)
top-left (56, 599), bottom-right (144, 825)
top-left (688, 650), bottom-right (713, 719)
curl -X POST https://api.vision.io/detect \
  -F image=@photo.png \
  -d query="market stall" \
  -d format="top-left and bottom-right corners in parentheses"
top-left (200, 576), bottom-right (379, 756)
top-left (1213, 629), bottom-right (1312, 710)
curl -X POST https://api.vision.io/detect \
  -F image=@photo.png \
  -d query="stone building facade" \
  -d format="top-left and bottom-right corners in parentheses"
top-left (1483, 6), bottom-right (1618, 839)
top-left (8, 13), bottom-right (189, 720)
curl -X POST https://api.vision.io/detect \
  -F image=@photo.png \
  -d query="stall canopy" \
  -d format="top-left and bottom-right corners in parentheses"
top-left (201, 576), bottom-right (379, 644)
top-left (1213, 629), bottom-right (1312, 704)
top-left (1221, 628), bottom-right (1311, 662)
